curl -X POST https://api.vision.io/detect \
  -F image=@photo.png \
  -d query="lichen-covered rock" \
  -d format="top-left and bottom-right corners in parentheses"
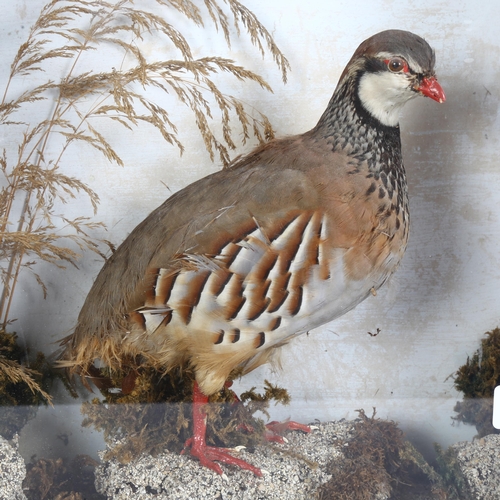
top-left (94, 421), bottom-right (352, 500)
top-left (448, 434), bottom-right (500, 500)
top-left (95, 416), bottom-right (450, 500)
top-left (0, 435), bottom-right (27, 500)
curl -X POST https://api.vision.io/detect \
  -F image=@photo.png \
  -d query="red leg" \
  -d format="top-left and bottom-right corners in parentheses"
top-left (183, 381), bottom-right (263, 476)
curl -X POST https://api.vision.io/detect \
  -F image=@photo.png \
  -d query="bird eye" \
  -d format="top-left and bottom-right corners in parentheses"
top-left (386, 57), bottom-right (408, 73)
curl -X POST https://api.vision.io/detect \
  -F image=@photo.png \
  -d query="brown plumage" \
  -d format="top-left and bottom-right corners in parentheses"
top-left (60, 29), bottom-right (445, 475)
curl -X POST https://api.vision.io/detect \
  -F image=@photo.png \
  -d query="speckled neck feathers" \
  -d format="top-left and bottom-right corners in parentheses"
top-left (311, 71), bottom-right (408, 222)
top-left (313, 74), bottom-right (403, 176)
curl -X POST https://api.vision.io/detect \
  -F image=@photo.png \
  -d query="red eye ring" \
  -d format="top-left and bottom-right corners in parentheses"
top-left (384, 57), bottom-right (409, 73)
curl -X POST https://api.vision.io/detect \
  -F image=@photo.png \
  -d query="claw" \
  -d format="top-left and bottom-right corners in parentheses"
top-left (265, 419), bottom-right (313, 442)
top-left (189, 443), bottom-right (262, 476)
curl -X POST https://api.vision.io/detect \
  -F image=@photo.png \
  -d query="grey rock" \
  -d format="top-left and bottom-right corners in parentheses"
top-left (95, 421), bottom-right (355, 500)
top-left (449, 434), bottom-right (500, 500)
top-left (0, 435), bottom-right (27, 500)
top-left (96, 422), bottom-right (500, 499)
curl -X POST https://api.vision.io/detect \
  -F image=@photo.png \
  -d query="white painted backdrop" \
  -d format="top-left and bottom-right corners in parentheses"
top-left (2, 0), bottom-right (499, 462)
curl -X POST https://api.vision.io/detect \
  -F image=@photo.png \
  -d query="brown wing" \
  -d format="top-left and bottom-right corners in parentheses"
top-left (67, 139), bottom-right (315, 331)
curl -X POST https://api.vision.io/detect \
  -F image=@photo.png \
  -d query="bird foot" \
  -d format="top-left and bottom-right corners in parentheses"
top-left (183, 438), bottom-right (262, 477)
top-left (237, 419), bottom-right (313, 443)
top-left (265, 420), bottom-right (313, 443)
top-left (185, 381), bottom-right (263, 476)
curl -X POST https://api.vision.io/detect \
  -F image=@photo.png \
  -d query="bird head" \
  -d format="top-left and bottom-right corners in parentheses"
top-left (340, 29), bottom-right (446, 127)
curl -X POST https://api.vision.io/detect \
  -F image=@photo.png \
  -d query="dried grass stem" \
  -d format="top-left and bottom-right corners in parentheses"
top-left (0, 0), bottom-right (289, 329)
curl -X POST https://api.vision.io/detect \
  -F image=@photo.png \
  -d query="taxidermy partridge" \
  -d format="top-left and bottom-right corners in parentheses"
top-left (61, 29), bottom-right (445, 475)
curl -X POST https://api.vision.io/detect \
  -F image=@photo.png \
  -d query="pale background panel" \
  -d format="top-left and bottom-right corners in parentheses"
top-left (2, 0), bottom-right (499, 461)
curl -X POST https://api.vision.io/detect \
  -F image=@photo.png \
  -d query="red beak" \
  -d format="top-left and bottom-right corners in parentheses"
top-left (416, 76), bottom-right (446, 103)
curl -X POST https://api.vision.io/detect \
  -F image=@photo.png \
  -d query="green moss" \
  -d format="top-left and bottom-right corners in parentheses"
top-left (453, 327), bottom-right (500, 437)
top-left (434, 443), bottom-right (470, 500)
top-left (81, 366), bottom-right (289, 463)
top-left (316, 409), bottom-right (448, 500)
top-left (23, 455), bottom-right (104, 500)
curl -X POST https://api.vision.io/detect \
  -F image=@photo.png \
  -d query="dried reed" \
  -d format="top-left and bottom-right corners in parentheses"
top-left (0, 0), bottom-right (289, 401)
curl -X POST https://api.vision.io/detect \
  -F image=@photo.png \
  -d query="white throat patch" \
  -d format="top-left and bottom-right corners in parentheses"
top-left (358, 71), bottom-right (417, 127)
